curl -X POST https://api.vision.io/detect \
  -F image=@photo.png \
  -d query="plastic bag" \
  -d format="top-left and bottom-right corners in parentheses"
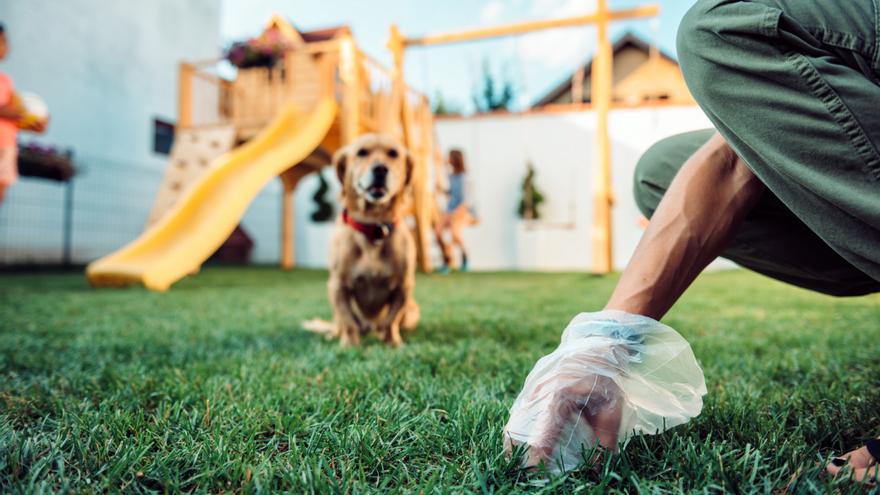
top-left (503, 310), bottom-right (707, 473)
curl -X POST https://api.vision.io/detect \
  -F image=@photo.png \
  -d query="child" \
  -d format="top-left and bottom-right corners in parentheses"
top-left (0, 23), bottom-right (46, 203)
top-left (437, 149), bottom-right (476, 272)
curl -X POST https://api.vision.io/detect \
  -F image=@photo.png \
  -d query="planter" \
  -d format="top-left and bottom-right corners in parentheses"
top-left (17, 145), bottom-right (75, 182)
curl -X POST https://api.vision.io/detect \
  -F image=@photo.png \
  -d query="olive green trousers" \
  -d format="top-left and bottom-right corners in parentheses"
top-left (634, 0), bottom-right (880, 296)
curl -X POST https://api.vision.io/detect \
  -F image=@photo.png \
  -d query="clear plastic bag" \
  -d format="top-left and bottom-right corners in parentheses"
top-left (503, 310), bottom-right (707, 473)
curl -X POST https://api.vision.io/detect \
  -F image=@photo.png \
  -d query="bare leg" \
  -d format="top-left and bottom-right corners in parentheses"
top-left (450, 207), bottom-right (469, 270)
top-left (434, 216), bottom-right (452, 267)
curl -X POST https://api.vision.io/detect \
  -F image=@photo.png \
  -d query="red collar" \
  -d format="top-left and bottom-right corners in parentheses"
top-left (342, 209), bottom-right (396, 243)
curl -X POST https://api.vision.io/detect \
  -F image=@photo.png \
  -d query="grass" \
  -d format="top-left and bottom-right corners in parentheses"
top-left (1, 267), bottom-right (880, 493)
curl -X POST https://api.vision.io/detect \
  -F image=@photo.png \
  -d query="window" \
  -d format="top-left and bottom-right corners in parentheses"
top-left (153, 118), bottom-right (175, 155)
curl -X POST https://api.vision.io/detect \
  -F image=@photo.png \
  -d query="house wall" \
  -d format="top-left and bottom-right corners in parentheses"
top-left (433, 106), bottom-right (722, 271)
top-left (547, 47), bottom-right (693, 106)
top-left (0, 1), bottom-right (238, 264)
top-left (613, 56), bottom-right (694, 104)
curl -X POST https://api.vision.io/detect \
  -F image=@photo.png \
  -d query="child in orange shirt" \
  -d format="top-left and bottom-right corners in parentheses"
top-left (0, 23), bottom-right (47, 203)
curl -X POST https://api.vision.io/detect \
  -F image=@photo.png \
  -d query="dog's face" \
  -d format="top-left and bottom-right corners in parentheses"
top-left (332, 134), bottom-right (412, 206)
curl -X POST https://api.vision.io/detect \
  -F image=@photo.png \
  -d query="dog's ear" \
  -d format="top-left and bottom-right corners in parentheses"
top-left (332, 146), bottom-right (349, 184)
top-left (404, 152), bottom-right (415, 186)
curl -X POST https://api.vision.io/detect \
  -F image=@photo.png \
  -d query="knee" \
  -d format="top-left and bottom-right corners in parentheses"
top-left (676, 0), bottom-right (746, 106)
top-left (633, 139), bottom-right (677, 219)
top-left (677, 2), bottom-right (715, 90)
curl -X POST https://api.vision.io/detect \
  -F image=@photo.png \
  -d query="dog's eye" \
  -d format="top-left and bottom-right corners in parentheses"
top-left (356, 148), bottom-right (369, 157)
top-left (386, 149), bottom-right (399, 159)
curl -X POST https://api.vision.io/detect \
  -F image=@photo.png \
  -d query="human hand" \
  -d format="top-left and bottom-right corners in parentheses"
top-left (503, 310), bottom-right (707, 473)
top-left (0, 100), bottom-right (25, 121)
top-left (23, 117), bottom-right (49, 134)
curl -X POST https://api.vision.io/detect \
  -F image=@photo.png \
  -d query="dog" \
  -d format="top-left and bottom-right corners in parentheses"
top-left (311, 134), bottom-right (420, 347)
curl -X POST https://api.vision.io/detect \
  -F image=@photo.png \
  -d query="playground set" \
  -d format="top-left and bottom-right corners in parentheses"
top-left (86, 1), bottom-right (658, 291)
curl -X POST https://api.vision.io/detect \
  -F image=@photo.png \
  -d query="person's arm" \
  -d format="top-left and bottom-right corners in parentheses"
top-left (605, 132), bottom-right (765, 319)
top-left (504, 133), bottom-right (765, 468)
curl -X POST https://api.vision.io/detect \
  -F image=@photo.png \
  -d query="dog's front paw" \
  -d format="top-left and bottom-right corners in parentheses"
top-left (380, 325), bottom-right (404, 348)
top-left (338, 324), bottom-right (361, 347)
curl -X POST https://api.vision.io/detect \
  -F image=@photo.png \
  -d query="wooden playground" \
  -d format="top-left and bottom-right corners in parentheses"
top-left (87, 1), bottom-right (659, 290)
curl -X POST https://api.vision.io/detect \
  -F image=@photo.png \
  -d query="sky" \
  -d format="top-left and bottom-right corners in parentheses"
top-left (221, 0), bottom-right (693, 113)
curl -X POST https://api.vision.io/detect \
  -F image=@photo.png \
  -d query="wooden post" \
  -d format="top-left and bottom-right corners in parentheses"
top-left (387, 25), bottom-right (409, 143)
top-left (340, 35), bottom-right (360, 143)
top-left (412, 99), bottom-right (434, 273)
top-left (178, 62), bottom-right (194, 128)
top-left (591, 0), bottom-right (614, 274)
top-left (388, 25), bottom-right (432, 272)
top-left (280, 183), bottom-right (295, 270)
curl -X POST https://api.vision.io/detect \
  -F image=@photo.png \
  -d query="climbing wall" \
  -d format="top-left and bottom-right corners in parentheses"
top-left (147, 126), bottom-right (237, 226)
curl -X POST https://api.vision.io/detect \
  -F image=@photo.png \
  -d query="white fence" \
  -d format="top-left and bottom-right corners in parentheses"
top-left (432, 105), bottom-right (714, 271)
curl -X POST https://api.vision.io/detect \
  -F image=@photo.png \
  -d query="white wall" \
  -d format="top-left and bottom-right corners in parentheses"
top-left (435, 106), bottom-right (719, 271)
top-left (282, 105), bottom-right (725, 272)
top-left (0, 0), bottom-right (225, 263)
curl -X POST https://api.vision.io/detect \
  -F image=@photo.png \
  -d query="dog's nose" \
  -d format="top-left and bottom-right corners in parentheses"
top-left (372, 164), bottom-right (388, 180)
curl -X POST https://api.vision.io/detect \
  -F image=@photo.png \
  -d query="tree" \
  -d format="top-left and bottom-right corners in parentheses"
top-left (432, 91), bottom-right (461, 116)
top-left (472, 58), bottom-right (516, 113)
top-left (517, 162), bottom-right (545, 220)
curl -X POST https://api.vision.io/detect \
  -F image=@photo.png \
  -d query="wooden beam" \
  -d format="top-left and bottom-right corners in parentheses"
top-left (386, 25), bottom-right (407, 141)
top-left (340, 35), bottom-right (361, 143)
top-left (412, 100), bottom-right (434, 273)
top-left (178, 62), bottom-right (195, 128)
top-left (403, 5), bottom-right (659, 47)
top-left (591, 0), bottom-right (614, 274)
top-left (388, 24), bottom-right (432, 272)
top-left (281, 183), bottom-right (295, 270)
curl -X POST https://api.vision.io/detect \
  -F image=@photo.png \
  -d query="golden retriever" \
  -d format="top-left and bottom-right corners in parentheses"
top-left (321, 134), bottom-right (420, 347)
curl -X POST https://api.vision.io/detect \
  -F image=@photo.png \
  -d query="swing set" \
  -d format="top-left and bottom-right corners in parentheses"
top-left (387, 0), bottom-right (660, 274)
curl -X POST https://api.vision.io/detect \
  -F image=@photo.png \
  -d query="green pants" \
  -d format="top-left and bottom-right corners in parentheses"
top-left (634, 0), bottom-right (880, 296)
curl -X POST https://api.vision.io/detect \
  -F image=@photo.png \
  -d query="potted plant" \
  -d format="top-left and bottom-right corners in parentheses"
top-left (225, 26), bottom-right (293, 70)
top-left (517, 161), bottom-right (544, 220)
top-left (17, 141), bottom-right (75, 182)
top-left (310, 170), bottom-right (335, 222)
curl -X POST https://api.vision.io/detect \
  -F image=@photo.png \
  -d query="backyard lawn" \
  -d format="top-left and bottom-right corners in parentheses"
top-left (2, 267), bottom-right (880, 493)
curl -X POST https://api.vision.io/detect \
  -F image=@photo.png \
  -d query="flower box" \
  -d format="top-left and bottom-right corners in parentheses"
top-left (17, 142), bottom-right (75, 182)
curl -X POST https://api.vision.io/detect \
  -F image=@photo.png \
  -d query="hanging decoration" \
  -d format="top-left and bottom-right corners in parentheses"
top-left (310, 171), bottom-right (335, 222)
top-left (517, 161), bottom-right (545, 220)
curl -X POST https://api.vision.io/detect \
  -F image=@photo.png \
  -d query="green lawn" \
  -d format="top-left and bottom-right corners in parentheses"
top-left (1, 267), bottom-right (879, 493)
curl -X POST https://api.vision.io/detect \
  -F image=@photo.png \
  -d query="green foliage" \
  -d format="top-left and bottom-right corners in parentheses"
top-left (310, 170), bottom-right (335, 223)
top-left (2, 268), bottom-right (879, 492)
top-left (472, 59), bottom-right (516, 113)
top-left (517, 162), bottom-right (545, 220)
top-left (432, 92), bottom-right (461, 116)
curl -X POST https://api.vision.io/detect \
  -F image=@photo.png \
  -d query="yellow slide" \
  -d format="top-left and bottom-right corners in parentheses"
top-left (87, 98), bottom-right (338, 291)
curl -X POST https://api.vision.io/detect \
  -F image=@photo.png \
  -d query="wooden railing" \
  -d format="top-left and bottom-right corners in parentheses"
top-left (177, 41), bottom-right (341, 133)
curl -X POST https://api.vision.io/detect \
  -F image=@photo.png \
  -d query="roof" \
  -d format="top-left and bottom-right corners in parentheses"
top-left (532, 32), bottom-right (679, 107)
top-left (299, 25), bottom-right (351, 43)
top-left (263, 15), bottom-right (351, 45)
